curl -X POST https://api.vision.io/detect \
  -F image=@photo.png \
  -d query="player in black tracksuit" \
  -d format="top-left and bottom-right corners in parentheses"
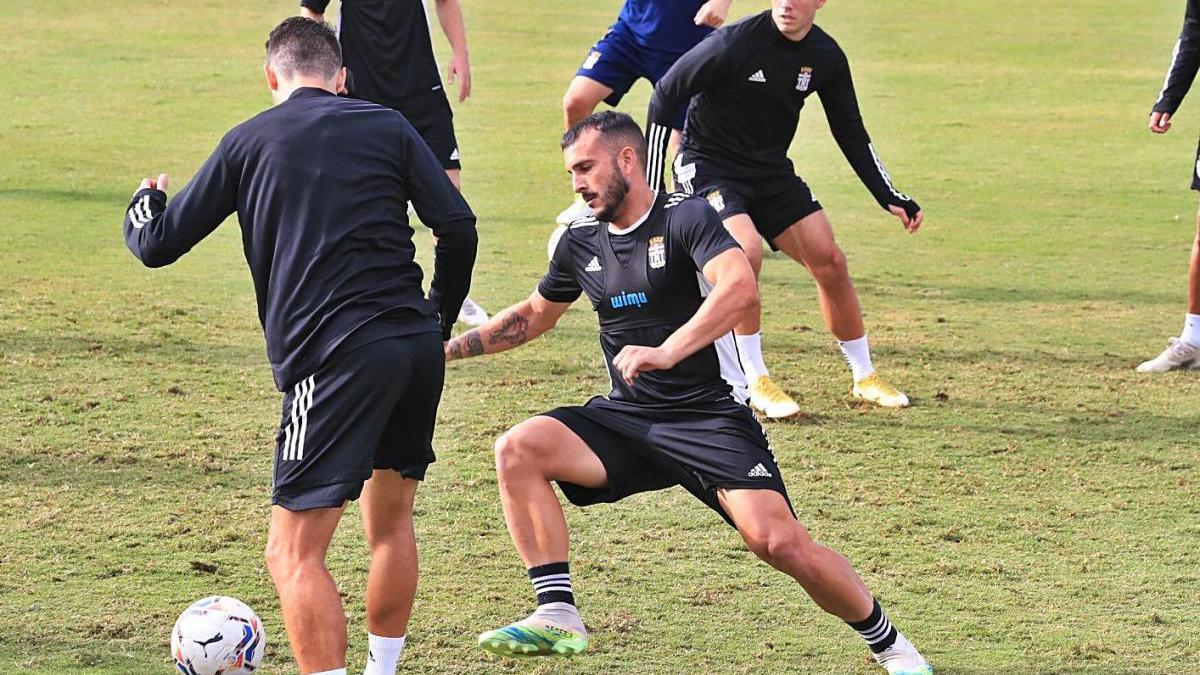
top-left (300, 0), bottom-right (492, 329)
top-left (645, 1), bottom-right (923, 415)
top-left (1138, 0), bottom-right (1200, 372)
top-left (443, 111), bottom-right (931, 674)
top-left (121, 20), bottom-right (475, 673)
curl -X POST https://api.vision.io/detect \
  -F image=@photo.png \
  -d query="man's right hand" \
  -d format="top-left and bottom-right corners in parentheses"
top-left (1150, 110), bottom-right (1173, 134)
top-left (300, 7), bottom-right (323, 22)
top-left (888, 204), bottom-right (923, 234)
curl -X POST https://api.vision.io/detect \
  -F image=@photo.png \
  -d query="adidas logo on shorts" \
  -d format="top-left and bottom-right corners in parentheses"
top-left (747, 463), bottom-right (772, 478)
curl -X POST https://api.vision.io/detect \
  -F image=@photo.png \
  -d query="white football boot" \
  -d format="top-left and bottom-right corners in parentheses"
top-left (1136, 337), bottom-right (1200, 372)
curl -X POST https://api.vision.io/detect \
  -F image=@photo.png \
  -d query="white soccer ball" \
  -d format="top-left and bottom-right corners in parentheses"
top-left (547, 223), bottom-right (568, 260)
top-left (171, 596), bottom-right (265, 675)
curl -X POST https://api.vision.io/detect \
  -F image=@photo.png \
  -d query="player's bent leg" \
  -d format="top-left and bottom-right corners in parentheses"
top-left (265, 504), bottom-right (348, 673)
top-left (771, 211), bottom-right (863, 341)
top-left (725, 214), bottom-right (800, 418)
top-left (360, 471), bottom-right (419, 636)
top-left (718, 488), bottom-right (872, 618)
top-left (717, 489), bottom-right (932, 674)
top-left (493, 415), bottom-right (607, 569)
top-left (480, 416), bottom-right (601, 657)
top-left (772, 213), bottom-right (909, 407)
top-left (562, 76), bottom-right (613, 129)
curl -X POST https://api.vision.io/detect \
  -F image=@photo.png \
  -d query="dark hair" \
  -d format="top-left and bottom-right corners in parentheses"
top-left (265, 16), bottom-right (342, 80)
top-left (561, 111), bottom-right (648, 168)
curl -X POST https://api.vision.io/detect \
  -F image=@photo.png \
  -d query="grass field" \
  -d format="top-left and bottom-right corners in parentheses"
top-left (2, 0), bottom-right (1199, 672)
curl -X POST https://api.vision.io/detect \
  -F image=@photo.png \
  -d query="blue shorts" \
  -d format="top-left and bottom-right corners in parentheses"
top-left (576, 23), bottom-right (689, 129)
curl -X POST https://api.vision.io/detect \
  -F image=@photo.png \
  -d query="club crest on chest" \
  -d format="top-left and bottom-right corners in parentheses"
top-left (648, 235), bottom-right (666, 269)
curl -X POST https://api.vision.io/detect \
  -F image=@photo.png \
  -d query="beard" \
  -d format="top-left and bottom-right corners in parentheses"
top-left (588, 170), bottom-right (630, 223)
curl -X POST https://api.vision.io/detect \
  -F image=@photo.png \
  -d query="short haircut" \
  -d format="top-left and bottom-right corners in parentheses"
top-left (265, 16), bottom-right (342, 80)
top-left (561, 111), bottom-right (648, 168)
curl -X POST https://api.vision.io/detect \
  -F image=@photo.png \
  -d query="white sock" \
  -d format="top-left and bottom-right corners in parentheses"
top-left (362, 634), bottom-right (405, 675)
top-left (735, 332), bottom-right (769, 380)
top-left (310, 669), bottom-right (347, 675)
top-left (838, 335), bottom-right (875, 382)
top-left (1181, 314), bottom-right (1200, 347)
top-left (531, 601), bottom-right (586, 635)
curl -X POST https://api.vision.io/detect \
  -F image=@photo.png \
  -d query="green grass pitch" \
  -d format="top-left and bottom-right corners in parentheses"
top-left (1, 0), bottom-right (1198, 672)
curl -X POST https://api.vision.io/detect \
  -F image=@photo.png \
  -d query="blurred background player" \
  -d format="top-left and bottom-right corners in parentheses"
top-left (1139, 0), bottom-right (1200, 372)
top-left (647, 0), bottom-right (923, 416)
top-left (301, 0), bottom-right (489, 326)
top-left (122, 18), bottom-right (477, 675)
top-left (446, 112), bottom-right (932, 675)
top-left (554, 0), bottom-right (736, 227)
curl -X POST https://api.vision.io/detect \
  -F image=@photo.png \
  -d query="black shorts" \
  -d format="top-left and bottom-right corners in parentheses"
top-left (674, 152), bottom-right (823, 248)
top-left (393, 92), bottom-right (461, 171)
top-left (541, 396), bottom-right (793, 527)
top-left (272, 330), bottom-right (445, 511)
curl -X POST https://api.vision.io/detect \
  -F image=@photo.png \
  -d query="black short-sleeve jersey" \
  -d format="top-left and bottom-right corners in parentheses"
top-left (538, 193), bottom-right (744, 408)
top-left (302, 0), bottom-right (443, 106)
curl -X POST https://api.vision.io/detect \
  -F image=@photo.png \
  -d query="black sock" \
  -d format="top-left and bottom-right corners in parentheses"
top-left (846, 599), bottom-right (898, 654)
top-left (527, 561), bottom-right (575, 607)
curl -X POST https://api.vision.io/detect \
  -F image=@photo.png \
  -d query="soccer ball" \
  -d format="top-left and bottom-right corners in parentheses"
top-left (171, 596), bottom-right (265, 675)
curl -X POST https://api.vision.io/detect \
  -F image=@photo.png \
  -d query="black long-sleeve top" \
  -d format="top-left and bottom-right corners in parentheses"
top-left (1154, 0), bottom-right (1200, 114)
top-left (646, 11), bottom-right (918, 217)
top-left (122, 87), bottom-right (477, 390)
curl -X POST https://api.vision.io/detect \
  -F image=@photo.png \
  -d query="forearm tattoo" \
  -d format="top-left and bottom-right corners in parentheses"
top-left (464, 330), bottom-right (484, 356)
top-left (449, 330), bottom-right (484, 360)
top-left (489, 311), bottom-right (531, 347)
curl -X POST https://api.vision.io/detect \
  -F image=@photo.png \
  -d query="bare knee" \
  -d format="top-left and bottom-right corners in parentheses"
top-left (265, 537), bottom-right (319, 585)
top-left (493, 425), bottom-right (547, 479)
top-left (806, 246), bottom-right (849, 285)
top-left (743, 526), bottom-right (821, 580)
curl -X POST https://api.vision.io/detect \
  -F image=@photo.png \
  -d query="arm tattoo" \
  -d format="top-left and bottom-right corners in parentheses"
top-left (464, 330), bottom-right (484, 356)
top-left (489, 311), bottom-right (530, 347)
top-left (447, 329), bottom-right (484, 360)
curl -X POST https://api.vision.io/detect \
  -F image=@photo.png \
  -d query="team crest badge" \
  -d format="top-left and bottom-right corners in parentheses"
top-left (706, 189), bottom-right (725, 213)
top-left (796, 67), bottom-right (813, 92)
top-left (648, 236), bottom-right (666, 269)
top-left (583, 50), bottom-right (602, 70)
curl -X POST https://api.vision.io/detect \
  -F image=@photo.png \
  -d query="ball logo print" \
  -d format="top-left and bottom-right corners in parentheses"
top-left (171, 596), bottom-right (265, 675)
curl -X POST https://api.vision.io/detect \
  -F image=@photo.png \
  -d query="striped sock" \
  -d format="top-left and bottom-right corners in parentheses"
top-left (846, 599), bottom-right (898, 654)
top-left (528, 562), bottom-right (574, 607)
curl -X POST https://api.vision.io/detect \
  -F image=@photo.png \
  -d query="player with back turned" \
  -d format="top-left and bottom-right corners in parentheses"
top-left (1138, 0), bottom-right (1200, 372)
top-left (445, 111), bottom-right (932, 674)
top-left (647, 0), bottom-right (924, 417)
top-left (121, 18), bottom-right (476, 675)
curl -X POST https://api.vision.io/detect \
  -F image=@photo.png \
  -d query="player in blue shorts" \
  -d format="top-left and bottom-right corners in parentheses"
top-left (555, 0), bottom-right (735, 226)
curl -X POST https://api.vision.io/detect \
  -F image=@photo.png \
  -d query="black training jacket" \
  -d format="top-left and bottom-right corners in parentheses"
top-left (646, 11), bottom-right (918, 217)
top-left (1154, 0), bottom-right (1200, 115)
top-left (122, 87), bottom-right (477, 390)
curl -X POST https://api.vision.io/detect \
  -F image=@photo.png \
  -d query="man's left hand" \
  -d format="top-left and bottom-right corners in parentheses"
top-left (447, 52), bottom-right (471, 102)
top-left (137, 173), bottom-right (170, 196)
top-left (613, 345), bottom-right (676, 384)
top-left (888, 204), bottom-right (923, 233)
